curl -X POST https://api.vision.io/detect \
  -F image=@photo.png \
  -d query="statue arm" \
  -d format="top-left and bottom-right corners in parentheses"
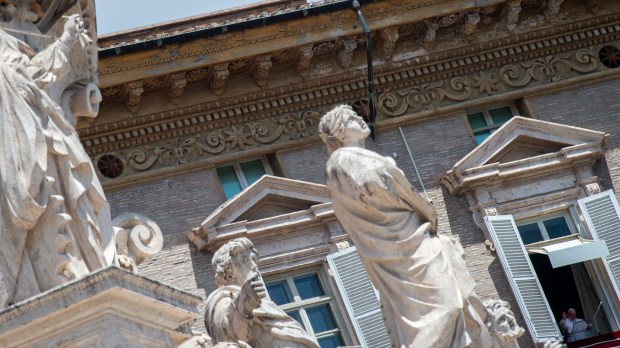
top-left (389, 165), bottom-right (438, 233)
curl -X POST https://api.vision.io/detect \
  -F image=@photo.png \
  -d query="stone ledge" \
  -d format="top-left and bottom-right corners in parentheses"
top-left (0, 266), bottom-right (202, 348)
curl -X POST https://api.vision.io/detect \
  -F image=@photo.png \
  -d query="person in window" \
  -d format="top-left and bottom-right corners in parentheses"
top-left (204, 237), bottom-right (319, 348)
top-left (319, 105), bottom-right (496, 347)
top-left (559, 308), bottom-right (593, 343)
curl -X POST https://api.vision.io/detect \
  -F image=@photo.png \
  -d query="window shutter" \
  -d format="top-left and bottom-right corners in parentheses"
top-left (578, 190), bottom-right (620, 299)
top-left (327, 247), bottom-right (391, 348)
top-left (484, 215), bottom-right (561, 343)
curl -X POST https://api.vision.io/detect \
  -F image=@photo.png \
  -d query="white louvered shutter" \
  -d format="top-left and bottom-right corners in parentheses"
top-left (484, 215), bottom-right (561, 343)
top-left (327, 246), bottom-right (391, 348)
top-left (578, 190), bottom-right (620, 300)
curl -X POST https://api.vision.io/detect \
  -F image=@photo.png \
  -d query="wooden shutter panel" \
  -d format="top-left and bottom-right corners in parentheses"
top-left (484, 215), bottom-right (561, 343)
top-left (578, 190), bottom-right (620, 299)
top-left (327, 247), bottom-right (391, 348)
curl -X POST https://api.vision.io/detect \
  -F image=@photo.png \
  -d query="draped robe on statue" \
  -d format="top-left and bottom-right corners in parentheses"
top-left (0, 28), bottom-right (112, 306)
top-left (325, 147), bottom-right (493, 348)
top-left (205, 285), bottom-right (319, 348)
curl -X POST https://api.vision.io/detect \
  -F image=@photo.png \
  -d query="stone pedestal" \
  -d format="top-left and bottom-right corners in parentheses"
top-left (0, 266), bottom-right (201, 348)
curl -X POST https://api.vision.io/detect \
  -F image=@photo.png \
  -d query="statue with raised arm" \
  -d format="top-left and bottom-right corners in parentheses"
top-left (0, 1), bottom-right (159, 308)
top-left (319, 105), bottom-right (500, 347)
top-left (205, 238), bottom-right (319, 348)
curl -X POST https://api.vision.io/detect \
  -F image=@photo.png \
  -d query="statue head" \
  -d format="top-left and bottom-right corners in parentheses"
top-left (212, 237), bottom-right (259, 288)
top-left (319, 105), bottom-right (370, 155)
top-left (484, 299), bottom-right (525, 342)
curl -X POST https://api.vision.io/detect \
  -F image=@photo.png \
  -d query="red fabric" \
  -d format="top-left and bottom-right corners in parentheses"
top-left (568, 331), bottom-right (620, 348)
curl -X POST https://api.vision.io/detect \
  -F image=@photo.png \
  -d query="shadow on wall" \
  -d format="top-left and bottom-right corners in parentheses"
top-left (439, 185), bottom-right (485, 248)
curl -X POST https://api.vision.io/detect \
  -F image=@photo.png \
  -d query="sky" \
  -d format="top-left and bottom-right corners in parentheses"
top-left (95, 0), bottom-right (267, 35)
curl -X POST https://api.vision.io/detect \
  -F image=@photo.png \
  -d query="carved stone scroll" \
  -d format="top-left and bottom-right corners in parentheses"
top-left (421, 19), bottom-right (438, 51)
top-left (207, 63), bottom-right (230, 96)
top-left (379, 27), bottom-right (399, 59)
top-left (121, 80), bottom-right (144, 113)
top-left (295, 45), bottom-right (314, 77)
top-left (112, 213), bottom-right (164, 273)
top-left (166, 72), bottom-right (187, 104)
top-left (251, 55), bottom-right (272, 87)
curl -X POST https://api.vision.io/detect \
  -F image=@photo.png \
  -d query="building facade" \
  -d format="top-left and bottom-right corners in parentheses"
top-left (89, 0), bottom-right (620, 346)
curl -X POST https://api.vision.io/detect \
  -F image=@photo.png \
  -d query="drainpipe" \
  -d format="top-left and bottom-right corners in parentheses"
top-left (399, 126), bottom-right (429, 201)
top-left (352, 0), bottom-right (377, 140)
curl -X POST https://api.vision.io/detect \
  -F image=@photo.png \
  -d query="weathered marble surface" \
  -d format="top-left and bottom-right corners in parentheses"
top-left (319, 105), bottom-right (510, 348)
top-left (0, 266), bottom-right (201, 348)
top-left (484, 299), bottom-right (526, 348)
top-left (0, 2), bottom-right (161, 308)
top-left (205, 237), bottom-right (319, 348)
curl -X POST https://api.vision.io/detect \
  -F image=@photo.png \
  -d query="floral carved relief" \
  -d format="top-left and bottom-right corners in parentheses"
top-left (118, 111), bottom-right (321, 174)
top-left (378, 48), bottom-right (598, 117)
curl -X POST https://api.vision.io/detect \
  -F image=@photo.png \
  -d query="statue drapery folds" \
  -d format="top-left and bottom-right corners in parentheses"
top-left (0, 0), bottom-right (113, 307)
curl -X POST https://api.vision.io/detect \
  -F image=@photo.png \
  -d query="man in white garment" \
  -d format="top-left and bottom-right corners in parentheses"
top-left (559, 308), bottom-right (593, 343)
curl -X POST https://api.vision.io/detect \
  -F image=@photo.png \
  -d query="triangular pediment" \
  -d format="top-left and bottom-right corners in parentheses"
top-left (442, 117), bottom-right (608, 194)
top-left (200, 175), bottom-right (329, 230)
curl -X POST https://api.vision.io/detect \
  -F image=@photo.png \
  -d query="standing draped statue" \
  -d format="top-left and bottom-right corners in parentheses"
top-left (0, 1), bottom-right (118, 307)
top-left (319, 105), bottom-right (497, 348)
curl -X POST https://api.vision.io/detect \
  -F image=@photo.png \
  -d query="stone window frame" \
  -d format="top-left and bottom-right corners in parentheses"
top-left (442, 116), bottom-right (618, 343)
top-left (214, 156), bottom-right (273, 200)
top-left (263, 267), bottom-right (353, 347)
top-left (464, 103), bottom-right (520, 145)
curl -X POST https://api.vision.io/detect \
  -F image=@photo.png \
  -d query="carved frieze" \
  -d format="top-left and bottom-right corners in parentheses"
top-left (118, 111), bottom-right (321, 174)
top-left (121, 80), bottom-right (143, 113)
top-left (295, 45), bottom-right (314, 77)
top-left (207, 63), bottom-right (230, 95)
top-left (544, 0), bottom-right (565, 22)
top-left (337, 37), bottom-right (357, 68)
top-left (421, 19), bottom-right (438, 51)
top-left (379, 27), bottom-right (399, 59)
top-left (377, 48), bottom-right (598, 117)
top-left (502, 0), bottom-right (521, 30)
top-left (463, 11), bottom-right (480, 42)
top-left (165, 72), bottom-right (187, 104)
top-left (251, 55), bottom-right (272, 87)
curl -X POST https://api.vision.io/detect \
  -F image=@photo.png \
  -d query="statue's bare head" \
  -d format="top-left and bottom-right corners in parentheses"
top-left (212, 237), bottom-right (259, 288)
top-left (319, 105), bottom-right (370, 155)
top-left (484, 299), bottom-right (525, 341)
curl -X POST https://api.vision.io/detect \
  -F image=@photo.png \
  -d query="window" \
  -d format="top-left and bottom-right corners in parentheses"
top-left (516, 214), bottom-right (575, 245)
top-left (216, 158), bottom-right (271, 199)
top-left (466, 105), bottom-right (517, 144)
top-left (265, 272), bottom-right (345, 348)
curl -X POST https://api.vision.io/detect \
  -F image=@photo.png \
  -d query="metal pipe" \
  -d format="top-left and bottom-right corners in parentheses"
top-left (352, 0), bottom-right (377, 140)
top-left (399, 126), bottom-right (429, 201)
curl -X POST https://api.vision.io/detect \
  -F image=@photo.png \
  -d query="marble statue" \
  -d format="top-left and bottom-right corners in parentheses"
top-left (319, 105), bottom-right (498, 348)
top-left (0, 1), bottom-right (162, 308)
top-left (484, 299), bottom-right (525, 348)
top-left (205, 237), bottom-right (319, 348)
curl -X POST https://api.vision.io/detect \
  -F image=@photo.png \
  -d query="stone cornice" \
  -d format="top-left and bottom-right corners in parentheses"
top-left (87, 5), bottom-right (620, 183)
top-left (97, 0), bottom-right (492, 86)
